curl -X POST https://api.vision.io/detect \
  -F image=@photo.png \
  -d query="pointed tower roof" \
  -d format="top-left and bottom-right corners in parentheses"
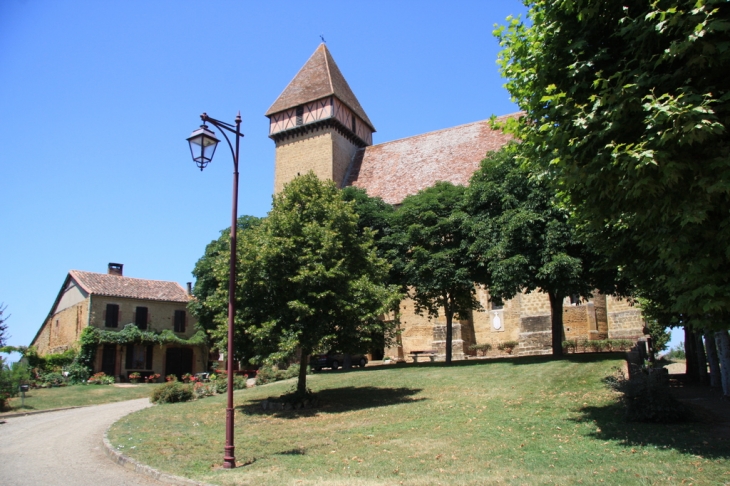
top-left (266, 44), bottom-right (375, 131)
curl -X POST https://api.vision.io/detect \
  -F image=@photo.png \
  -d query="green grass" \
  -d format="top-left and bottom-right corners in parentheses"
top-left (1, 384), bottom-right (160, 414)
top-left (108, 355), bottom-right (730, 485)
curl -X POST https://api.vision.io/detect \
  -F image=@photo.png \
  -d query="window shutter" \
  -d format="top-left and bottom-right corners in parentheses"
top-left (126, 345), bottom-right (134, 370)
top-left (146, 345), bottom-right (153, 370)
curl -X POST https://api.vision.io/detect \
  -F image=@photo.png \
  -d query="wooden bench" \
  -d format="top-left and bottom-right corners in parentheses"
top-left (409, 350), bottom-right (437, 363)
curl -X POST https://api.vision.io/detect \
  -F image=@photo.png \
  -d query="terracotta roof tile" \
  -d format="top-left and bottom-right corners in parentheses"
top-left (346, 115), bottom-right (518, 204)
top-left (265, 44), bottom-right (375, 130)
top-left (69, 270), bottom-right (191, 303)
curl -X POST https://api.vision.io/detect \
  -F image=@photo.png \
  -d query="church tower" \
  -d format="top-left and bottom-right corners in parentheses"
top-left (266, 44), bottom-right (375, 193)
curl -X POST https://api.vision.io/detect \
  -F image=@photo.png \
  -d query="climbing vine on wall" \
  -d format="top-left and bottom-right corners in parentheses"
top-left (76, 324), bottom-right (208, 371)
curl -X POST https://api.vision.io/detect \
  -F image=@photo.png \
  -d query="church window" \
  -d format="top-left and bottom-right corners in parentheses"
top-left (296, 106), bottom-right (303, 126)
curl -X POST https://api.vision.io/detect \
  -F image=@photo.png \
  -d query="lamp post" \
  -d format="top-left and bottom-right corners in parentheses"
top-left (187, 112), bottom-right (242, 469)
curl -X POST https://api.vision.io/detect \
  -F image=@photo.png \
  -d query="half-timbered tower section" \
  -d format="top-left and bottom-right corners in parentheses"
top-left (266, 43), bottom-right (375, 194)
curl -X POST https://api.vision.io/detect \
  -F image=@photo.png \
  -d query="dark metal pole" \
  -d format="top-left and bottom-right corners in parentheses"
top-left (223, 112), bottom-right (242, 469)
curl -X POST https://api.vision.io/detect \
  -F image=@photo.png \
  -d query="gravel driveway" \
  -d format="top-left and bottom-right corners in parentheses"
top-left (0, 398), bottom-right (162, 486)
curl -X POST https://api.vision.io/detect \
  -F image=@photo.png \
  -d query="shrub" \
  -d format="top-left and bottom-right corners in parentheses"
top-left (562, 340), bottom-right (578, 353)
top-left (44, 349), bottom-right (77, 370)
top-left (88, 372), bottom-right (114, 385)
top-left (42, 371), bottom-right (65, 386)
top-left (150, 381), bottom-right (193, 404)
top-left (497, 341), bottom-right (519, 354)
top-left (469, 343), bottom-right (493, 356)
top-left (165, 374), bottom-right (178, 382)
top-left (192, 381), bottom-right (216, 399)
top-left (63, 363), bottom-right (90, 385)
top-left (605, 367), bottom-right (690, 423)
top-left (256, 364), bottom-right (302, 386)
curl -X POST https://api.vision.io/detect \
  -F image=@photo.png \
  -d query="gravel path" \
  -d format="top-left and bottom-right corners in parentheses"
top-left (0, 399), bottom-right (162, 486)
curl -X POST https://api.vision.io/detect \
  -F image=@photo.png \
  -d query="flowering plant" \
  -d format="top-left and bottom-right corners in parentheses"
top-left (88, 372), bottom-right (115, 385)
top-left (128, 372), bottom-right (141, 380)
top-left (165, 374), bottom-right (178, 382)
top-left (182, 373), bottom-right (193, 383)
top-left (144, 373), bottom-right (160, 383)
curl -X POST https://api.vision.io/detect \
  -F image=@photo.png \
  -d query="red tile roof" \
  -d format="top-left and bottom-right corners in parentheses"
top-left (69, 270), bottom-right (191, 303)
top-left (265, 44), bottom-right (375, 131)
top-left (346, 115), bottom-right (518, 204)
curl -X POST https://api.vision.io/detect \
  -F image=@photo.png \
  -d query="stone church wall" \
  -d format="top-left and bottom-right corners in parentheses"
top-left (274, 130), bottom-right (336, 194)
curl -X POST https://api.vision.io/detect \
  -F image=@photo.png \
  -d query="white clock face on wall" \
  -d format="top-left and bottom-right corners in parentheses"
top-left (492, 314), bottom-right (502, 330)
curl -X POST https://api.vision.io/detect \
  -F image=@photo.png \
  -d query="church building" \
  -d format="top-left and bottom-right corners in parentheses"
top-left (265, 44), bottom-right (646, 360)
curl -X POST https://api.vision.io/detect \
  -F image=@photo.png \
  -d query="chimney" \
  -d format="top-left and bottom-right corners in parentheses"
top-left (186, 282), bottom-right (192, 295)
top-left (108, 263), bottom-right (123, 276)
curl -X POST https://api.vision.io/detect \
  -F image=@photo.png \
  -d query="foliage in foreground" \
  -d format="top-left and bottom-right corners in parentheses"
top-left (495, 0), bottom-right (730, 322)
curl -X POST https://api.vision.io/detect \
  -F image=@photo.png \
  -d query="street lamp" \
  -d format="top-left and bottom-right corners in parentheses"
top-left (187, 112), bottom-right (242, 469)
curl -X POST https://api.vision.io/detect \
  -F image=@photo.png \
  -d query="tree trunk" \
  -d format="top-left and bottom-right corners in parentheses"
top-left (695, 330), bottom-right (709, 385)
top-left (704, 330), bottom-right (722, 389)
top-left (548, 292), bottom-right (564, 357)
top-left (297, 353), bottom-right (309, 395)
top-left (715, 330), bottom-right (730, 397)
top-left (685, 326), bottom-right (699, 382)
top-left (445, 304), bottom-right (453, 364)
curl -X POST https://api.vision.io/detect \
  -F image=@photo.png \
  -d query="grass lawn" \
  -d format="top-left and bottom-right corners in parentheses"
top-left (1, 383), bottom-right (160, 414)
top-left (108, 354), bottom-right (729, 485)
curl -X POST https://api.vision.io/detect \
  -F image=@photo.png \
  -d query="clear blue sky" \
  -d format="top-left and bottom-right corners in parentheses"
top-left (0, 0), bottom-right (682, 356)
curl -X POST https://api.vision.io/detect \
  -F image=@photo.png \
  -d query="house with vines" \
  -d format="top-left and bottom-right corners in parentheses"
top-left (30, 263), bottom-right (207, 381)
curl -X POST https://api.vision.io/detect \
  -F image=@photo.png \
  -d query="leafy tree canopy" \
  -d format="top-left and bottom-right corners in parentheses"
top-left (198, 173), bottom-right (399, 393)
top-left (465, 145), bottom-right (619, 355)
top-left (495, 0), bottom-right (730, 321)
top-left (189, 215), bottom-right (262, 337)
top-left (386, 181), bottom-right (479, 363)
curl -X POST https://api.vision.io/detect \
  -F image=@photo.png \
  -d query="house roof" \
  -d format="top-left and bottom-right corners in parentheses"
top-left (345, 115), bottom-right (518, 204)
top-left (69, 270), bottom-right (191, 303)
top-left (265, 43), bottom-right (375, 131)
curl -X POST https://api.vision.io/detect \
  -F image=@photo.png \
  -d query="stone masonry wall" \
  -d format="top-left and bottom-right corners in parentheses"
top-left (274, 129), bottom-right (335, 194)
top-left (35, 301), bottom-right (88, 355)
top-left (606, 296), bottom-right (645, 339)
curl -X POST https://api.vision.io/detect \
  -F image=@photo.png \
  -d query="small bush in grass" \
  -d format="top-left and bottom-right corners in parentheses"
top-left (665, 343), bottom-right (685, 360)
top-left (192, 382), bottom-right (216, 399)
top-left (497, 341), bottom-right (519, 354)
top-left (63, 363), bottom-right (89, 384)
top-left (150, 381), bottom-right (193, 404)
top-left (256, 364), bottom-right (302, 386)
top-left (469, 343), bottom-right (492, 356)
top-left (42, 371), bottom-right (65, 386)
top-left (605, 367), bottom-right (690, 423)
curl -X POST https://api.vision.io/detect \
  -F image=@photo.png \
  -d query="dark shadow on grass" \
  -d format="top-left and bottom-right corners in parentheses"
top-left (571, 397), bottom-right (730, 460)
top-left (362, 352), bottom-right (627, 370)
top-left (239, 386), bottom-right (424, 419)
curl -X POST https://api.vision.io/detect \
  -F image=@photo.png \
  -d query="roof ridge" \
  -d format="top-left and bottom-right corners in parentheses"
top-left (368, 114), bottom-right (518, 148)
top-left (322, 44), bottom-right (335, 94)
top-left (70, 269), bottom-right (184, 286)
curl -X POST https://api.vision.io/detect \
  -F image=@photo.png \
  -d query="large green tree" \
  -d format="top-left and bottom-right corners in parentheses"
top-left (386, 181), bottom-right (479, 363)
top-left (495, 0), bottom-right (730, 320)
top-left (189, 215), bottom-right (261, 342)
top-left (465, 146), bottom-right (617, 356)
top-left (199, 173), bottom-right (398, 394)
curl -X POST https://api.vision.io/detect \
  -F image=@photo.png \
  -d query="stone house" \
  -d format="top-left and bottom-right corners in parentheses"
top-left (30, 263), bottom-right (207, 380)
top-left (266, 44), bottom-right (646, 360)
